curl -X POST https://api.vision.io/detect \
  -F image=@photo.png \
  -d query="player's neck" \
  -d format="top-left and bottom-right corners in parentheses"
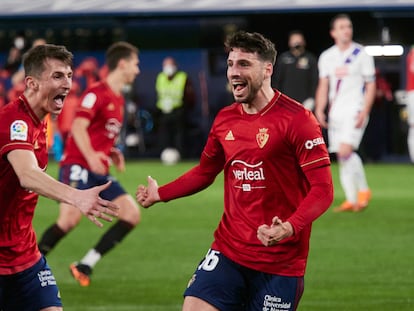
top-left (23, 90), bottom-right (48, 120)
top-left (106, 73), bottom-right (125, 95)
top-left (242, 87), bottom-right (275, 114)
top-left (337, 40), bottom-right (352, 52)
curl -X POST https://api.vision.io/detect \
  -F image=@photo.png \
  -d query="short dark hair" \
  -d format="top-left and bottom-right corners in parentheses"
top-left (329, 13), bottom-right (352, 30)
top-left (224, 31), bottom-right (277, 65)
top-left (288, 30), bottom-right (305, 39)
top-left (106, 41), bottom-right (139, 71)
top-left (23, 44), bottom-right (73, 78)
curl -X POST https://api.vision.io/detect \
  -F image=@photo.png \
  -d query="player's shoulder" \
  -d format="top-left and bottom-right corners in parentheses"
top-left (319, 45), bottom-right (337, 58)
top-left (80, 81), bottom-right (108, 104)
top-left (276, 93), bottom-right (306, 115)
top-left (275, 93), bottom-right (318, 127)
top-left (352, 42), bottom-right (372, 58)
top-left (85, 81), bottom-right (106, 93)
top-left (352, 42), bottom-right (364, 49)
top-left (217, 102), bottom-right (239, 115)
top-left (0, 99), bottom-right (28, 123)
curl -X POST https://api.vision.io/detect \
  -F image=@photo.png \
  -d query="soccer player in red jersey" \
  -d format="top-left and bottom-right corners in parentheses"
top-left (136, 31), bottom-right (334, 311)
top-left (38, 41), bottom-right (141, 287)
top-left (0, 44), bottom-right (118, 311)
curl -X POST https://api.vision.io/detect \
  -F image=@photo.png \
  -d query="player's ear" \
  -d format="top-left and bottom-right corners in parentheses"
top-left (265, 62), bottom-right (273, 79)
top-left (25, 76), bottom-right (39, 90)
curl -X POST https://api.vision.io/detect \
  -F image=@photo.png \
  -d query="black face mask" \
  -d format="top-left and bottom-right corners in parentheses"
top-left (292, 44), bottom-right (304, 51)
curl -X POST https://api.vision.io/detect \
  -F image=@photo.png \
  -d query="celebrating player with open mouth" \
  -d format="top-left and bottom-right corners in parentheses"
top-left (136, 30), bottom-right (333, 311)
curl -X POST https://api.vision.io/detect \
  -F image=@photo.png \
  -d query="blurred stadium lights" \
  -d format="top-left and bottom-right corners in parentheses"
top-left (365, 45), bottom-right (404, 57)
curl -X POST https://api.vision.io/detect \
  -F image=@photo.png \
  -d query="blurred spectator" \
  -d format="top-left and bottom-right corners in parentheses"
top-left (2, 47), bottom-right (22, 77)
top-left (154, 56), bottom-right (195, 158)
top-left (273, 30), bottom-right (318, 110)
top-left (74, 56), bottom-right (100, 90)
top-left (6, 80), bottom-right (25, 102)
top-left (11, 38), bottom-right (47, 87)
top-left (1, 34), bottom-right (27, 78)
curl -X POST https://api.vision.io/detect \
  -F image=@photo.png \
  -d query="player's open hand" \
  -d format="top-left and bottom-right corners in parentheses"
top-left (257, 216), bottom-right (294, 246)
top-left (74, 181), bottom-right (120, 227)
top-left (136, 176), bottom-right (161, 208)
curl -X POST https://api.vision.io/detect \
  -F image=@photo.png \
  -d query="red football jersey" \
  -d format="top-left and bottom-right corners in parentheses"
top-left (159, 91), bottom-right (331, 276)
top-left (0, 95), bottom-right (47, 274)
top-left (406, 47), bottom-right (414, 91)
top-left (61, 81), bottom-right (124, 173)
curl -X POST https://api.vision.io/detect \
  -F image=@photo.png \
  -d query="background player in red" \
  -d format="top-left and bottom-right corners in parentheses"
top-left (38, 41), bottom-right (141, 287)
top-left (136, 31), bottom-right (333, 311)
top-left (0, 44), bottom-right (118, 311)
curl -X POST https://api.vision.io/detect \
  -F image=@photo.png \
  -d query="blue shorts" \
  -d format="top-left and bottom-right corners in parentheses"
top-left (184, 249), bottom-right (304, 311)
top-left (59, 164), bottom-right (126, 201)
top-left (0, 256), bottom-right (62, 311)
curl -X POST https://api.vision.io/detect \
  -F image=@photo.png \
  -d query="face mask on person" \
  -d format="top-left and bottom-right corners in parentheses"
top-left (163, 65), bottom-right (177, 77)
top-left (291, 44), bottom-right (304, 52)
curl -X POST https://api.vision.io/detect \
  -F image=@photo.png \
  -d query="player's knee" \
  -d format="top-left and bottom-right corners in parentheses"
top-left (57, 214), bottom-right (82, 232)
top-left (120, 205), bottom-right (141, 226)
top-left (337, 146), bottom-right (353, 160)
top-left (115, 195), bottom-right (141, 225)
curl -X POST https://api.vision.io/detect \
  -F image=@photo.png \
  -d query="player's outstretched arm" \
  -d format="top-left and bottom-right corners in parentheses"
top-left (136, 176), bottom-right (161, 208)
top-left (7, 149), bottom-right (119, 227)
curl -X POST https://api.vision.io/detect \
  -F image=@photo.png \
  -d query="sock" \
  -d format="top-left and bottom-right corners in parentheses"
top-left (338, 153), bottom-right (358, 203)
top-left (80, 220), bottom-right (135, 268)
top-left (80, 249), bottom-right (101, 269)
top-left (38, 224), bottom-right (66, 255)
top-left (350, 152), bottom-right (369, 191)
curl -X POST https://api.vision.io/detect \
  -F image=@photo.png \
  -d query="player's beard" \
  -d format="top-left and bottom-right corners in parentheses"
top-left (233, 79), bottom-right (263, 104)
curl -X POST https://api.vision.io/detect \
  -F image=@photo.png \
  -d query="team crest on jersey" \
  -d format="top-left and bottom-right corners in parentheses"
top-left (256, 128), bottom-right (269, 148)
top-left (10, 120), bottom-right (28, 141)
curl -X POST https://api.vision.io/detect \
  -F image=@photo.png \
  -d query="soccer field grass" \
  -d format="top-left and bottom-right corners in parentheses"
top-left (34, 160), bottom-right (414, 311)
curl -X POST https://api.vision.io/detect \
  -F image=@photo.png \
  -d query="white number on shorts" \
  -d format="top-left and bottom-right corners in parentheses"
top-left (198, 249), bottom-right (220, 271)
top-left (69, 165), bottom-right (88, 184)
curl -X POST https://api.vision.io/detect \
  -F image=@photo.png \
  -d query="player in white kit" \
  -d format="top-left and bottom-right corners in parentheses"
top-left (315, 13), bottom-right (376, 212)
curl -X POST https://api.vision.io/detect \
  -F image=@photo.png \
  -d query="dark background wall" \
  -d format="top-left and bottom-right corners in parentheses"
top-left (1, 7), bottom-right (413, 160)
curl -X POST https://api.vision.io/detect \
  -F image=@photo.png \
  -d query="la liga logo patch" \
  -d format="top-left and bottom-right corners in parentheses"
top-left (10, 120), bottom-right (28, 141)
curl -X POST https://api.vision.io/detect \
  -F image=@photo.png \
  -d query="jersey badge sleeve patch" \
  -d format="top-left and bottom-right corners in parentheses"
top-left (81, 92), bottom-right (97, 109)
top-left (10, 120), bottom-right (28, 141)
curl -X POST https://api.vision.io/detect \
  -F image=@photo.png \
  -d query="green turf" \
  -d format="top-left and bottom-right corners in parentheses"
top-left (33, 160), bottom-right (414, 310)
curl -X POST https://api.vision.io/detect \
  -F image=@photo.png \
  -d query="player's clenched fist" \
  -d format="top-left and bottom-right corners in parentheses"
top-left (136, 176), bottom-right (161, 208)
